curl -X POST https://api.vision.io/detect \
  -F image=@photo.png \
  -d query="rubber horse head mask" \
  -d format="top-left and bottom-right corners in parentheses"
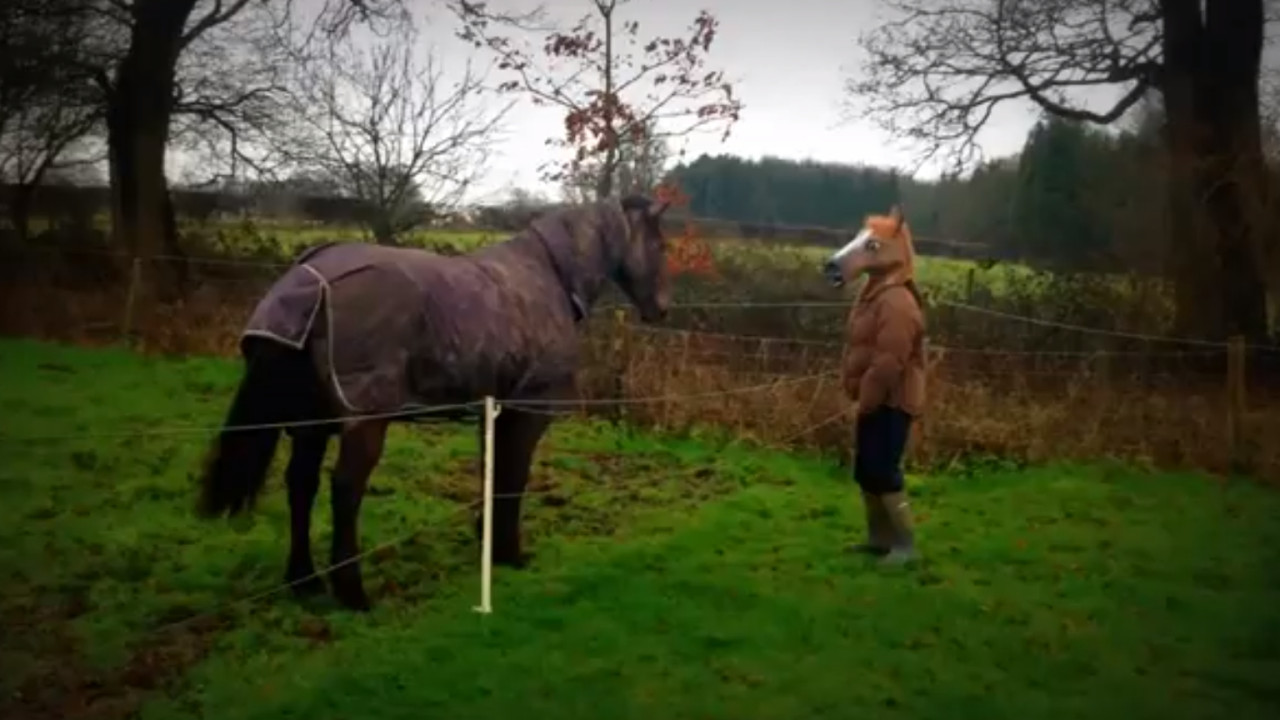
top-left (822, 205), bottom-right (918, 301)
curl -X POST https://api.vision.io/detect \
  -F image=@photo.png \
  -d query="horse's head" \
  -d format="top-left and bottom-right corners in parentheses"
top-left (607, 194), bottom-right (673, 323)
top-left (822, 205), bottom-right (916, 292)
top-left (527, 195), bottom-right (671, 323)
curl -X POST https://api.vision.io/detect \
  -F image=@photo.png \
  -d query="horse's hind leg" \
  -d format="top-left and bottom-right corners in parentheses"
top-left (328, 419), bottom-right (388, 612)
top-left (284, 429), bottom-right (330, 596)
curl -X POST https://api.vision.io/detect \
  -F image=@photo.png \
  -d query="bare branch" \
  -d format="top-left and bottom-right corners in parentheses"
top-left (450, 0), bottom-right (553, 34)
top-left (160, 0), bottom-right (300, 186)
top-left (844, 0), bottom-right (1162, 172)
top-left (449, 0), bottom-right (741, 198)
top-left (180, 0), bottom-right (254, 50)
top-left (275, 14), bottom-right (511, 243)
top-left (310, 0), bottom-right (411, 41)
top-left (0, 0), bottom-right (104, 229)
top-left (559, 117), bottom-right (669, 202)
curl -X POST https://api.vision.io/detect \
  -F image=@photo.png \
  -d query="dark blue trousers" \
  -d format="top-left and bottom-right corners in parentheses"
top-left (853, 405), bottom-right (913, 495)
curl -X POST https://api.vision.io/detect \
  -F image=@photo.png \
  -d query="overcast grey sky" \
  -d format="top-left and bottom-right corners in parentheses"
top-left (416, 0), bottom-right (1069, 204)
top-left (168, 0), bottom-right (1278, 204)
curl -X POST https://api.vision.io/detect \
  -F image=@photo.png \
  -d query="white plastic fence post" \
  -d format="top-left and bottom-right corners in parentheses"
top-left (473, 396), bottom-right (499, 615)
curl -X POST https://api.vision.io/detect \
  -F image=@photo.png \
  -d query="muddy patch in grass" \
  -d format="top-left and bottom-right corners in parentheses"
top-left (2, 602), bottom-right (225, 720)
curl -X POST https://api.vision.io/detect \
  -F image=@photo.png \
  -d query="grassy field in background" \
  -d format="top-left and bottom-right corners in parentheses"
top-left (24, 212), bottom-right (1133, 313)
top-left (177, 217), bottom-right (1032, 301)
top-left (2, 338), bottom-right (1279, 720)
top-left (705, 236), bottom-right (1036, 297)
top-left (25, 209), bottom-right (1145, 301)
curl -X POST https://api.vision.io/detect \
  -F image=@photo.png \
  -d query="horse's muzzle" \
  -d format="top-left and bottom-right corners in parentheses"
top-left (822, 260), bottom-right (844, 288)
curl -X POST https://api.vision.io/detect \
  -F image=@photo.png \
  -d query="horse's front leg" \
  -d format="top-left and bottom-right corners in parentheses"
top-left (476, 406), bottom-right (552, 568)
top-left (329, 419), bottom-right (388, 611)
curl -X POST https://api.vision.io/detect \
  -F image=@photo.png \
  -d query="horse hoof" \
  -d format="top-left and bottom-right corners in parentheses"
top-left (333, 586), bottom-right (372, 612)
top-left (846, 543), bottom-right (890, 557)
top-left (329, 565), bottom-right (371, 611)
top-left (493, 551), bottom-right (534, 569)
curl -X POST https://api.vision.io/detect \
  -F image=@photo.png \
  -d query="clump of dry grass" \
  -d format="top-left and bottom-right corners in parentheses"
top-left (584, 325), bottom-right (1280, 480)
top-left (3, 257), bottom-right (1276, 481)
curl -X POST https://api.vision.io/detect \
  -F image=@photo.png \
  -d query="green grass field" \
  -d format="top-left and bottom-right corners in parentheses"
top-left (3, 338), bottom-right (1279, 720)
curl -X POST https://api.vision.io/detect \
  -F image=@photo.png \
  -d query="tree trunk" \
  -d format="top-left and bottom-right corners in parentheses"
top-left (371, 215), bottom-right (397, 245)
top-left (596, 151), bottom-right (619, 201)
top-left (10, 184), bottom-right (33, 243)
top-left (106, 0), bottom-right (197, 301)
top-left (1162, 90), bottom-right (1219, 336)
top-left (1201, 0), bottom-right (1269, 342)
top-left (1160, 0), bottom-right (1269, 342)
top-left (594, 1), bottom-right (617, 202)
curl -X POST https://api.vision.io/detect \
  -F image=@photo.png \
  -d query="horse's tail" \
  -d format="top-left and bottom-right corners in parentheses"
top-left (196, 338), bottom-right (306, 518)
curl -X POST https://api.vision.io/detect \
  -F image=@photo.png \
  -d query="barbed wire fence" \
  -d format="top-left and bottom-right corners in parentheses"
top-left (0, 370), bottom-right (850, 636)
top-left (2, 240), bottom-right (1280, 637)
top-left (7, 244), bottom-right (1277, 346)
top-left (3, 244), bottom-right (1277, 471)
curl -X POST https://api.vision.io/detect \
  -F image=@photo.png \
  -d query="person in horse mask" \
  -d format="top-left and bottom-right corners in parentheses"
top-left (821, 205), bottom-right (926, 565)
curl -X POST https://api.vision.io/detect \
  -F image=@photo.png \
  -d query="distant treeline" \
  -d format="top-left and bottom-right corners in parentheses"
top-left (662, 107), bottom-right (1248, 275)
top-left (7, 107), bottom-right (1225, 272)
top-left (668, 155), bottom-right (902, 232)
top-left (0, 183), bottom-right (376, 226)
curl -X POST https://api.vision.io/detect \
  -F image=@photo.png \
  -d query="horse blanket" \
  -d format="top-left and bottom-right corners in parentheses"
top-left (241, 232), bottom-right (583, 415)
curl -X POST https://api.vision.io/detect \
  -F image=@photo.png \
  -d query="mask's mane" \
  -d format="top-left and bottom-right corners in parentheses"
top-left (863, 214), bottom-right (898, 236)
top-left (858, 214), bottom-right (921, 307)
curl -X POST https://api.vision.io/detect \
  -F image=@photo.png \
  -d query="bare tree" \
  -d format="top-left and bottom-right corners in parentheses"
top-left (166, 3), bottom-right (298, 189)
top-left (452, 0), bottom-right (741, 201)
top-left (847, 0), bottom-right (1271, 342)
top-left (0, 99), bottom-right (103, 241)
top-left (0, 0), bottom-right (103, 240)
top-left (65, 0), bottom-right (404, 299)
top-left (278, 17), bottom-right (510, 244)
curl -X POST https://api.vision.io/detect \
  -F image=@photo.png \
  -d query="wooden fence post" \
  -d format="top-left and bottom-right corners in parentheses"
top-left (913, 339), bottom-right (931, 459)
top-left (120, 256), bottom-right (142, 345)
top-left (611, 308), bottom-right (632, 427)
top-left (660, 330), bottom-right (691, 431)
top-left (1226, 335), bottom-right (1247, 473)
top-left (797, 344), bottom-right (811, 376)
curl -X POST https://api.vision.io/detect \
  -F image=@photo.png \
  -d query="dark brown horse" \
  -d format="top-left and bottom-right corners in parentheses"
top-left (197, 195), bottom-right (672, 611)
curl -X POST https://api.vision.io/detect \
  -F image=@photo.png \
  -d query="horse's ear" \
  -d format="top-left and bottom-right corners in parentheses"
top-left (889, 204), bottom-right (905, 233)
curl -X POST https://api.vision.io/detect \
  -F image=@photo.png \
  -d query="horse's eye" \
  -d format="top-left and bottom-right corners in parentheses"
top-left (866, 239), bottom-right (881, 252)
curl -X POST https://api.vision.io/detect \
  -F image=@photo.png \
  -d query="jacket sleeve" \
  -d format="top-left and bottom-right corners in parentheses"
top-left (857, 292), bottom-right (920, 414)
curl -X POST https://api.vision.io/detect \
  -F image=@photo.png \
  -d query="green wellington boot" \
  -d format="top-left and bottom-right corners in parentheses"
top-left (848, 490), bottom-right (891, 556)
top-left (877, 490), bottom-right (917, 566)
